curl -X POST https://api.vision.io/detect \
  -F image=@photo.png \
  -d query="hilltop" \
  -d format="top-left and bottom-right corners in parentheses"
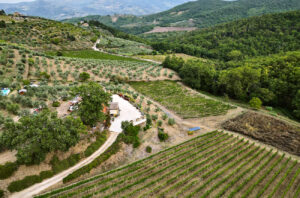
top-left (152, 10), bottom-right (300, 60)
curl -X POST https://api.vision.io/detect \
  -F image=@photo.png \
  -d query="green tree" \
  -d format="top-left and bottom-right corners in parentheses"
top-left (73, 82), bottom-right (111, 126)
top-left (0, 111), bottom-right (85, 165)
top-left (79, 72), bottom-right (90, 82)
top-left (249, 97), bottom-right (262, 110)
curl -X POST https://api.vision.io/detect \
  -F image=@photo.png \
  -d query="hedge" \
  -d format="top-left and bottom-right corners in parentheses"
top-left (8, 154), bottom-right (81, 192)
top-left (84, 132), bottom-right (108, 157)
top-left (63, 136), bottom-right (122, 183)
top-left (0, 162), bottom-right (18, 179)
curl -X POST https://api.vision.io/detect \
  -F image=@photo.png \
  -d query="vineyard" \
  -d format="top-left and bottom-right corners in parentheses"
top-left (38, 131), bottom-right (300, 198)
top-left (130, 81), bottom-right (234, 118)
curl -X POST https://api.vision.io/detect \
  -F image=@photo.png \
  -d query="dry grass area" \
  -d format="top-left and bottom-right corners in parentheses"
top-left (145, 26), bottom-right (197, 34)
top-left (223, 112), bottom-right (300, 156)
top-left (134, 53), bottom-right (207, 63)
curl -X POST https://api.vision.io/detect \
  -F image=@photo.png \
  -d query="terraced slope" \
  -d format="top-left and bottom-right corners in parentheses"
top-left (38, 131), bottom-right (300, 198)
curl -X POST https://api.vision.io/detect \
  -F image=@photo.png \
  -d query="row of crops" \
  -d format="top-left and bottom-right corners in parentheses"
top-left (38, 131), bottom-right (300, 198)
top-left (0, 43), bottom-right (174, 85)
top-left (130, 80), bottom-right (234, 118)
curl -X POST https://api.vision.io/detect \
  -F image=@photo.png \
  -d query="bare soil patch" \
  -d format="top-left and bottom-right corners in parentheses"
top-left (222, 112), bottom-right (300, 156)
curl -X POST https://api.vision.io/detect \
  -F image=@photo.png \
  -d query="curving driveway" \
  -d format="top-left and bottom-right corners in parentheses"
top-left (11, 132), bottom-right (119, 198)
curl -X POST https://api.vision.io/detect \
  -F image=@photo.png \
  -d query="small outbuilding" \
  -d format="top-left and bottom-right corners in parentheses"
top-left (18, 89), bottom-right (27, 95)
top-left (109, 102), bottom-right (120, 117)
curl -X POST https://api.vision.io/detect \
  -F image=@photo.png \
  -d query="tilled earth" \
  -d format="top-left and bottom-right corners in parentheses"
top-left (222, 112), bottom-right (300, 156)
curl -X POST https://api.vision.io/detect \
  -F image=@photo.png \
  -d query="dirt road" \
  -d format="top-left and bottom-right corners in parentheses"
top-left (10, 132), bottom-right (119, 198)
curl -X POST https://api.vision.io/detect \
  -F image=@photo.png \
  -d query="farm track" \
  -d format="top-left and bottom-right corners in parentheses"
top-left (37, 132), bottom-right (300, 198)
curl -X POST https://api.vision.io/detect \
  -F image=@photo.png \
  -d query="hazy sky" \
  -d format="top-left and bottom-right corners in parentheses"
top-left (0, 0), bottom-right (34, 3)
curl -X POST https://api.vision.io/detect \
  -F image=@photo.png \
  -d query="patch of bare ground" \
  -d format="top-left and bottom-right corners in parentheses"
top-left (222, 112), bottom-right (300, 156)
top-left (0, 150), bottom-right (17, 165)
top-left (145, 26), bottom-right (197, 34)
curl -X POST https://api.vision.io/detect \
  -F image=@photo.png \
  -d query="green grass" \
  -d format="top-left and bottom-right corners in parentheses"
top-left (46, 50), bottom-right (146, 62)
top-left (130, 80), bottom-right (234, 118)
top-left (37, 131), bottom-right (300, 198)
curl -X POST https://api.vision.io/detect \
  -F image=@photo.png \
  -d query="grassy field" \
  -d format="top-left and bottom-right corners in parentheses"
top-left (38, 131), bottom-right (300, 198)
top-left (130, 81), bottom-right (234, 118)
top-left (134, 53), bottom-right (206, 63)
top-left (46, 50), bottom-right (145, 62)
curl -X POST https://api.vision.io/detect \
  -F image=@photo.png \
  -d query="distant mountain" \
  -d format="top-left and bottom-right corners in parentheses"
top-left (64, 0), bottom-right (300, 34)
top-left (0, 0), bottom-right (192, 20)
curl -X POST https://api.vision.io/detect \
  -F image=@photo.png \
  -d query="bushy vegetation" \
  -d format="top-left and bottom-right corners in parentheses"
top-left (121, 121), bottom-right (141, 148)
top-left (0, 162), bottom-right (18, 179)
top-left (158, 128), bottom-right (169, 142)
top-left (163, 51), bottom-right (300, 119)
top-left (130, 81), bottom-right (234, 118)
top-left (63, 135), bottom-right (123, 183)
top-left (84, 131), bottom-right (108, 157)
top-left (0, 110), bottom-right (86, 165)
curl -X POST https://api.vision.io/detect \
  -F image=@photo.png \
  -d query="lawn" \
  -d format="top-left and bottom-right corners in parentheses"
top-left (130, 81), bottom-right (234, 118)
top-left (134, 53), bottom-right (207, 63)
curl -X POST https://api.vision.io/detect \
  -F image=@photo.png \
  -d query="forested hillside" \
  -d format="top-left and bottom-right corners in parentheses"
top-left (153, 10), bottom-right (300, 60)
top-left (64, 0), bottom-right (300, 35)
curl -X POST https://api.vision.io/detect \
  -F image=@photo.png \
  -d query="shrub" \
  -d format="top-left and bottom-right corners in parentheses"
top-left (146, 146), bottom-right (152, 153)
top-left (168, 118), bottom-right (175, 126)
top-left (79, 72), bottom-right (90, 82)
top-left (51, 154), bottom-right (81, 174)
top-left (52, 101), bottom-right (60, 107)
top-left (157, 120), bottom-right (163, 127)
top-left (151, 114), bottom-right (158, 121)
top-left (0, 162), bottom-right (18, 179)
top-left (22, 80), bottom-right (30, 85)
top-left (158, 128), bottom-right (169, 142)
top-left (0, 190), bottom-right (3, 198)
top-left (162, 114), bottom-right (168, 120)
top-left (6, 103), bottom-right (20, 115)
top-left (249, 97), bottom-right (262, 110)
top-left (8, 175), bottom-right (42, 192)
top-left (84, 132), bottom-right (107, 157)
top-left (39, 170), bottom-right (54, 180)
top-left (0, 20), bottom-right (6, 28)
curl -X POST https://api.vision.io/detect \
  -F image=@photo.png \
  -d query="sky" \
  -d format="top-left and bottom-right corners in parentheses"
top-left (0, 0), bottom-right (35, 3)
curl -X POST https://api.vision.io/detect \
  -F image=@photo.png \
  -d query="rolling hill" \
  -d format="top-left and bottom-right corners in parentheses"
top-left (152, 10), bottom-right (300, 60)
top-left (0, 0), bottom-right (191, 20)
top-left (63, 0), bottom-right (300, 35)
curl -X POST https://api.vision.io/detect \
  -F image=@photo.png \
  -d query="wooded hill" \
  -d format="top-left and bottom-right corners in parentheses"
top-left (63, 0), bottom-right (300, 35)
top-left (153, 10), bottom-right (300, 60)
